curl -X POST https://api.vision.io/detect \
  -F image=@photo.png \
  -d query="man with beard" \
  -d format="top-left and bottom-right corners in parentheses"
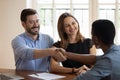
top-left (11, 8), bottom-right (66, 72)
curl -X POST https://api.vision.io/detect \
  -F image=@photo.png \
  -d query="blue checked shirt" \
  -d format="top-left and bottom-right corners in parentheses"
top-left (11, 32), bottom-right (54, 72)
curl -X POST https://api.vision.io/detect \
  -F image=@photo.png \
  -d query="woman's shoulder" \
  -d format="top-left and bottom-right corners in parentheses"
top-left (84, 38), bottom-right (92, 42)
top-left (83, 38), bottom-right (92, 43)
top-left (53, 41), bottom-right (61, 48)
top-left (82, 38), bottom-right (93, 48)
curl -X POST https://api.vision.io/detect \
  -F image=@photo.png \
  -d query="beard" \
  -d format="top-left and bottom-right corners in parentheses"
top-left (26, 25), bottom-right (40, 35)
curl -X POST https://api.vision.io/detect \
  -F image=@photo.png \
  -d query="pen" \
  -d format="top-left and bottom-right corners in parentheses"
top-left (34, 73), bottom-right (39, 76)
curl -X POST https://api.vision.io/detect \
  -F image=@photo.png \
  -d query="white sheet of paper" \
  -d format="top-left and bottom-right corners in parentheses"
top-left (29, 72), bottom-right (66, 80)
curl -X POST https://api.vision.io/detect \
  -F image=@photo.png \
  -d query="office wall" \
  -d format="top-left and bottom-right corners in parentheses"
top-left (0, 0), bottom-right (26, 69)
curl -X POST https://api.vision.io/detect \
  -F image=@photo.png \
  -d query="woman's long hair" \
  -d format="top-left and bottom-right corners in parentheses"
top-left (57, 12), bottom-right (84, 49)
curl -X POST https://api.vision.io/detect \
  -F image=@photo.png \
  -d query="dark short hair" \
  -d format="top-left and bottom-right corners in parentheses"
top-left (92, 19), bottom-right (115, 45)
top-left (20, 8), bottom-right (37, 22)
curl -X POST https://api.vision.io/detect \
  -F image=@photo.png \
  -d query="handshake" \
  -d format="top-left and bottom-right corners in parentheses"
top-left (51, 48), bottom-right (90, 75)
top-left (52, 48), bottom-right (67, 62)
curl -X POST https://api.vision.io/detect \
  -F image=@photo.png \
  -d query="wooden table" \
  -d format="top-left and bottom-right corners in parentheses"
top-left (0, 69), bottom-right (76, 80)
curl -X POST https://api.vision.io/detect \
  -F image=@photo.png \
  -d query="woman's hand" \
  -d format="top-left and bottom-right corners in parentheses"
top-left (75, 65), bottom-right (90, 75)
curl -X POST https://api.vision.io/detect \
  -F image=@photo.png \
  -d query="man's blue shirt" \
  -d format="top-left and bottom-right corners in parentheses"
top-left (11, 32), bottom-right (54, 72)
top-left (74, 44), bottom-right (120, 80)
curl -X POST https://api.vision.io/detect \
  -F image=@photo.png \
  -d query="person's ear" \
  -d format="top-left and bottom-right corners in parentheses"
top-left (21, 21), bottom-right (24, 26)
top-left (92, 35), bottom-right (100, 48)
top-left (21, 21), bottom-right (26, 28)
top-left (94, 36), bottom-right (99, 43)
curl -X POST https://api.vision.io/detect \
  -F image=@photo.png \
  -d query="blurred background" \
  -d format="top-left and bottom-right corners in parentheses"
top-left (0, 0), bottom-right (120, 69)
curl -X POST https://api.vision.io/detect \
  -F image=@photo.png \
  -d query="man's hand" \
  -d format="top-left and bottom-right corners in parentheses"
top-left (52, 48), bottom-right (67, 62)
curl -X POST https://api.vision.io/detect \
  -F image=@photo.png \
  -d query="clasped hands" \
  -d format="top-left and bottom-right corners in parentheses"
top-left (52, 48), bottom-right (66, 62)
top-left (52, 48), bottom-right (90, 75)
top-left (73, 65), bottom-right (90, 75)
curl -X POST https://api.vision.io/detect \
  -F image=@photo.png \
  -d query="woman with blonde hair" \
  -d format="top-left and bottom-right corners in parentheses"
top-left (50, 12), bottom-right (96, 74)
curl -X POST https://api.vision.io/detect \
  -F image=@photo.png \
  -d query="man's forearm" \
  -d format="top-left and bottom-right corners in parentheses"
top-left (66, 52), bottom-right (96, 65)
top-left (33, 48), bottom-right (53, 58)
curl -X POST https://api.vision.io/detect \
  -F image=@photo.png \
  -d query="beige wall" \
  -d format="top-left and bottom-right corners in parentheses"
top-left (0, 0), bottom-right (26, 69)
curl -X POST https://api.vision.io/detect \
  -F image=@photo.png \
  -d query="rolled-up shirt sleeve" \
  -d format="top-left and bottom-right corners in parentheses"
top-left (12, 36), bottom-right (34, 60)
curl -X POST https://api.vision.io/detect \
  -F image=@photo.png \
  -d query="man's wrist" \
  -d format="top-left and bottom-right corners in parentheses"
top-left (50, 48), bottom-right (57, 57)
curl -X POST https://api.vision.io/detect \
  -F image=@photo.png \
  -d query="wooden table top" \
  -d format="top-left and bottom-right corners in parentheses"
top-left (0, 68), bottom-right (76, 80)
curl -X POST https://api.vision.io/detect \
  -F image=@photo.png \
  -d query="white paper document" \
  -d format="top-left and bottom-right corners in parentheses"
top-left (29, 72), bottom-right (66, 80)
